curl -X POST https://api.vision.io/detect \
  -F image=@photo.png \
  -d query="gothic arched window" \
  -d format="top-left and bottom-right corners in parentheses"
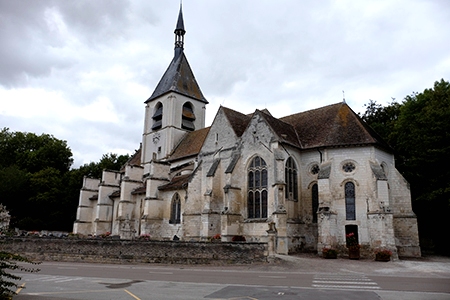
top-left (152, 102), bottom-right (163, 130)
top-left (169, 193), bottom-right (181, 224)
top-left (312, 183), bottom-right (319, 223)
top-left (285, 157), bottom-right (298, 201)
top-left (345, 182), bottom-right (356, 220)
top-left (248, 156), bottom-right (268, 219)
top-left (181, 102), bottom-right (195, 131)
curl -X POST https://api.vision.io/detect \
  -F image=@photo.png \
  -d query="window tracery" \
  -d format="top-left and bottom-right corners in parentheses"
top-left (342, 162), bottom-right (356, 173)
top-left (345, 182), bottom-right (356, 220)
top-left (248, 156), bottom-right (268, 219)
top-left (170, 193), bottom-right (181, 224)
top-left (285, 157), bottom-right (298, 201)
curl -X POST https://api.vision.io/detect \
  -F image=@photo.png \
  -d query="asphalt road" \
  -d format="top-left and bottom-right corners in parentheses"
top-left (12, 256), bottom-right (450, 300)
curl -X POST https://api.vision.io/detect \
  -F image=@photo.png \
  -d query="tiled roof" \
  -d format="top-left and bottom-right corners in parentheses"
top-left (167, 103), bottom-right (391, 161)
top-left (280, 102), bottom-right (391, 150)
top-left (128, 147), bottom-right (142, 166)
top-left (146, 52), bottom-right (208, 104)
top-left (168, 127), bottom-right (210, 161)
top-left (257, 109), bottom-right (301, 148)
top-left (221, 106), bottom-right (251, 137)
top-left (158, 174), bottom-right (191, 191)
top-left (120, 147), bottom-right (142, 172)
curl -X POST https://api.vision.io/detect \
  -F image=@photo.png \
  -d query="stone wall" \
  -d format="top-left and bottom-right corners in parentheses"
top-left (0, 237), bottom-right (268, 265)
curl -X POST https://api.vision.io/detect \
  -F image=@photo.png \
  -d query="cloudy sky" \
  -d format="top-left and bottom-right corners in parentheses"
top-left (1, 1), bottom-right (449, 167)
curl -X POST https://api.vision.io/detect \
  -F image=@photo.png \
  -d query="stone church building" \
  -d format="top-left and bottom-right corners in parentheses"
top-left (74, 6), bottom-right (420, 257)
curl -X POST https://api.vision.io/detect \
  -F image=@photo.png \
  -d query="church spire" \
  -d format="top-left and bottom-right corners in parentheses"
top-left (174, 3), bottom-right (185, 58)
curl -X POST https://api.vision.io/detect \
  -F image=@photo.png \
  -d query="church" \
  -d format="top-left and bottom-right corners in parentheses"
top-left (73, 6), bottom-right (421, 258)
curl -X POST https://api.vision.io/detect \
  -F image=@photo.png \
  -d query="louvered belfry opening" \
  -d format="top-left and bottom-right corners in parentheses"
top-left (181, 102), bottom-right (195, 131)
top-left (152, 102), bottom-right (163, 130)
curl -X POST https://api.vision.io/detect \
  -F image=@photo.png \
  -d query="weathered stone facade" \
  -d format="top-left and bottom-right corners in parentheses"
top-left (73, 6), bottom-right (420, 258)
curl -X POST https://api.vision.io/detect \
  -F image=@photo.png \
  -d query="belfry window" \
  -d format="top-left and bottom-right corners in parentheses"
top-left (152, 102), bottom-right (163, 130)
top-left (312, 183), bottom-right (319, 223)
top-left (181, 102), bottom-right (195, 131)
top-left (285, 157), bottom-right (298, 201)
top-left (345, 182), bottom-right (356, 220)
top-left (169, 193), bottom-right (181, 224)
top-left (248, 156), bottom-right (268, 219)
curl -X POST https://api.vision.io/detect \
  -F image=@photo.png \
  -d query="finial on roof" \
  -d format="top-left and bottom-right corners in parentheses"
top-left (342, 90), bottom-right (346, 103)
top-left (174, 2), bottom-right (185, 57)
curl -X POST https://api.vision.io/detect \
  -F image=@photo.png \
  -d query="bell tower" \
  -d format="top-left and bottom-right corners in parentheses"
top-left (141, 4), bottom-right (208, 173)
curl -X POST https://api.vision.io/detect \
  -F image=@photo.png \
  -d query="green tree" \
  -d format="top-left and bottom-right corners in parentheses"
top-left (361, 79), bottom-right (450, 255)
top-left (0, 129), bottom-right (73, 174)
top-left (76, 153), bottom-right (131, 179)
top-left (0, 128), bottom-right (132, 232)
top-left (0, 128), bottom-right (73, 231)
top-left (393, 79), bottom-right (450, 254)
top-left (61, 152), bottom-right (131, 231)
top-left (360, 99), bottom-right (402, 147)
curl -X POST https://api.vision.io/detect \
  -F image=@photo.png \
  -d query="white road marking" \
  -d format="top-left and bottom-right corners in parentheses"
top-left (312, 274), bottom-right (380, 290)
top-left (312, 284), bottom-right (380, 289)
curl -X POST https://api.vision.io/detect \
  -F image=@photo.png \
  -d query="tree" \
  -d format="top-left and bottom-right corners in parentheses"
top-left (61, 153), bottom-right (131, 231)
top-left (0, 128), bottom-right (73, 231)
top-left (0, 129), bottom-right (73, 174)
top-left (76, 153), bottom-right (131, 179)
top-left (392, 79), bottom-right (450, 255)
top-left (0, 128), bottom-right (133, 232)
top-left (359, 99), bottom-right (402, 147)
top-left (361, 79), bottom-right (450, 255)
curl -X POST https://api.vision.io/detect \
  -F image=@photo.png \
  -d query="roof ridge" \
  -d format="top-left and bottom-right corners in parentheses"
top-left (280, 102), bottom-right (343, 120)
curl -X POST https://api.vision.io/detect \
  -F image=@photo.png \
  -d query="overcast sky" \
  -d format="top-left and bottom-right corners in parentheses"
top-left (1, 1), bottom-right (449, 168)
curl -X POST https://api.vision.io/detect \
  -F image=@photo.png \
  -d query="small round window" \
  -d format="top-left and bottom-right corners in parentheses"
top-left (342, 162), bottom-right (356, 173)
top-left (310, 164), bottom-right (320, 175)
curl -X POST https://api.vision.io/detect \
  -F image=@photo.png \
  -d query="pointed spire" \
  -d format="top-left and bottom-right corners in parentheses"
top-left (174, 2), bottom-right (185, 57)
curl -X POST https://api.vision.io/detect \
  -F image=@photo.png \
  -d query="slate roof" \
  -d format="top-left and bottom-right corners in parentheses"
top-left (168, 127), bottom-right (210, 161)
top-left (146, 52), bottom-right (208, 104)
top-left (175, 4), bottom-right (185, 32)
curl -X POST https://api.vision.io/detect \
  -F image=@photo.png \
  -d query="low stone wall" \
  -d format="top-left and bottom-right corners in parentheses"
top-left (0, 237), bottom-right (268, 265)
